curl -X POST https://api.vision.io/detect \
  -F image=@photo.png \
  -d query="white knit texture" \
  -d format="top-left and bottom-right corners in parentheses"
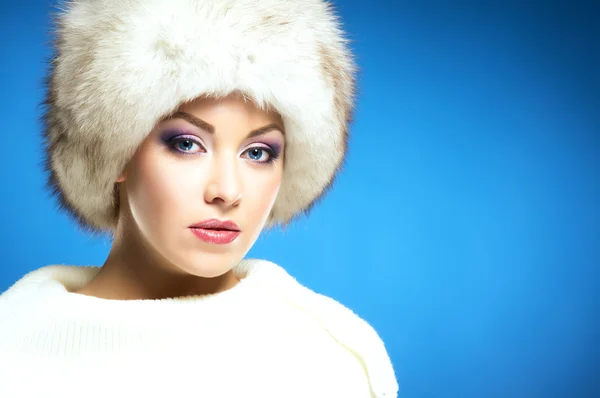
top-left (0, 259), bottom-right (398, 397)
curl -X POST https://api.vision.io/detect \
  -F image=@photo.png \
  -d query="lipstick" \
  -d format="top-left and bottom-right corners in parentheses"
top-left (189, 219), bottom-right (240, 245)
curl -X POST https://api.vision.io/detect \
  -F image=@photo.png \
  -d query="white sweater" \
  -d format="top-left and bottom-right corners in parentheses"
top-left (0, 259), bottom-right (398, 398)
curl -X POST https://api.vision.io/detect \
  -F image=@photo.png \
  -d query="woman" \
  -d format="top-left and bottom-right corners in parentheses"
top-left (0, 1), bottom-right (398, 397)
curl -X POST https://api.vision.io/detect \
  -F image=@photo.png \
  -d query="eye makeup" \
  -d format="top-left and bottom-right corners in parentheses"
top-left (160, 129), bottom-right (206, 155)
top-left (158, 127), bottom-right (284, 163)
top-left (242, 134), bottom-right (285, 164)
top-left (159, 128), bottom-right (201, 144)
top-left (252, 139), bottom-right (283, 160)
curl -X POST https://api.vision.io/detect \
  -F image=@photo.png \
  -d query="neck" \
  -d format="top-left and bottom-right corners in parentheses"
top-left (73, 222), bottom-right (240, 301)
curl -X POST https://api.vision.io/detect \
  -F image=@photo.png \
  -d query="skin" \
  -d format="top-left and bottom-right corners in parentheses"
top-left (73, 94), bottom-right (285, 300)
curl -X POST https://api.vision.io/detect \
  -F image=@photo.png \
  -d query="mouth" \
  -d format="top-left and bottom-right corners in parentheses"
top-left (189, 218), bottom-right (240, 232)
top-left (189, 219), bottom-right (241, 244)
top-left (189, 227), bottom-right (240, 244)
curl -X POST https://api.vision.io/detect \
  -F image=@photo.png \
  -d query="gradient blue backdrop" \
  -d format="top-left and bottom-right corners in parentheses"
top-left (1, 1), bottom-right (598, 397)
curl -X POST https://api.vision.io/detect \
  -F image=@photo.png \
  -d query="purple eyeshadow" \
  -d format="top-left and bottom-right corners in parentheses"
top-left (259, 139), bottom-right (283, 158)
top-left (159, 129), bottom-right (196, 143)
top-left (159, 127), bottom-right (283, 160)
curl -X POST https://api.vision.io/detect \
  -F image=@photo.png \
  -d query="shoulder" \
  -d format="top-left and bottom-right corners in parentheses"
top-left (243, 258), bottom-right (399, 398)
top-left (0, 265), bottom-right (95, 315)
top-left (1, 265), bottom-right (57, 304)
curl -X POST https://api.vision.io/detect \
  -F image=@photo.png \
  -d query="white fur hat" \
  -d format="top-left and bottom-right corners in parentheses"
top-left (43, 0), bottom-right (356, 232)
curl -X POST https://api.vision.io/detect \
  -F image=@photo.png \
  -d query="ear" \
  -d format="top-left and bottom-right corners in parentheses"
top-left (116, 168), bottom-right (127, 183)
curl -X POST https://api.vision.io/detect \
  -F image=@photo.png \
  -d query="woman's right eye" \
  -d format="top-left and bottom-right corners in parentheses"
top-left (168, 137), bottom-right (205, 155)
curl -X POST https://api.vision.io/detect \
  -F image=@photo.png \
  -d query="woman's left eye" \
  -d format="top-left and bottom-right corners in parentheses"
top-left (243, 147), bottom-right (274, 163)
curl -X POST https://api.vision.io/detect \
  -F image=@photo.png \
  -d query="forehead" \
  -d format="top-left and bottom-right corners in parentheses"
top-left (175, 94), bottom-right (283, 127)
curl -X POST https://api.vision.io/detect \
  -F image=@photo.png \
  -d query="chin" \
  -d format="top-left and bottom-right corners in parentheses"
top-left (173, 252), bottom-right (240, 279)
top-left (185, 265), bottom-right (232, 279)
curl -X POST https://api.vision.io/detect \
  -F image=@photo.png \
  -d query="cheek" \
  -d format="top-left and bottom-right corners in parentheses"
top-left (127, 149), bottom-right (202, 228)
top-left (244, 167), bottom-right (283, 224)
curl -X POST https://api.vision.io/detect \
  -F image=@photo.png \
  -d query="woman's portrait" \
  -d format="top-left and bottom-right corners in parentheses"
top-left (0, 1), bottom-right (397, 397)
top-left (1, 1), bottom-right (598, 398)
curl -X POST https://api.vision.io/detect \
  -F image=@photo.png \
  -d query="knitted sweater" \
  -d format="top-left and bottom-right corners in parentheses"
top-left (0, 259), bottom-right (398, 398)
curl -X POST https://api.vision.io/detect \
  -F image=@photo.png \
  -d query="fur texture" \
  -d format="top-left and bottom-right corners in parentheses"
top-left (43, 0), bottom-right (356, 232)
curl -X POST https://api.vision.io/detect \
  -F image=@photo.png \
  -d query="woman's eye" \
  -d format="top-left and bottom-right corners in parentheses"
top-left (170, 138), bottom-right (204, 154)
top-left (244, 147), bottom-right (273, 163)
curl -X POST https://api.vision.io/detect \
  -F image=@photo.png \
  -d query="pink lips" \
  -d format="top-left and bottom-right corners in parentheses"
top-left (189, 219), bottom-right (240, 245)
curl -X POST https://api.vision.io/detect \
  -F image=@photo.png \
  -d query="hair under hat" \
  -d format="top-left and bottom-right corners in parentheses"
top-left (43, 0), bottom-right (356, 232)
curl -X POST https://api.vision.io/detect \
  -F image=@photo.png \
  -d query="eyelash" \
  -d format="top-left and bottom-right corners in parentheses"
top-left (165, 136), bottom-right (279, 164)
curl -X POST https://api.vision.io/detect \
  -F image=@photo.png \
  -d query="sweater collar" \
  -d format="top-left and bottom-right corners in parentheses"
top-left (1, 258), bottom-right (398, 397)
top-left (1, 259), bottom-right (273, 312)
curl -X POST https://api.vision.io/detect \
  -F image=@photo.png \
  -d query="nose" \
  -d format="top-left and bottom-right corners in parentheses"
top-left (204, 155), bottom-right (242, 207)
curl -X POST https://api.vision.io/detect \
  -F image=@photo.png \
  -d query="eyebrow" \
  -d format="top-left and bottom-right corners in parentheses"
top-left (170, 111), bottom-right (285, 138)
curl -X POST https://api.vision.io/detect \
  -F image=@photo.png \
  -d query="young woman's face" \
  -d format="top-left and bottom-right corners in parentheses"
top-left (118, 94), bottom-right (285, 277)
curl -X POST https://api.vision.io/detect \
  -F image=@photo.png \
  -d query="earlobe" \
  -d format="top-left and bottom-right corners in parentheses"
top-left (116, 170), bottom-right (127, 183)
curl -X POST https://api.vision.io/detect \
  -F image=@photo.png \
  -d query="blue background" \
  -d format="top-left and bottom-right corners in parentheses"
top-left (1, 1), bottom-right (598, 397)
